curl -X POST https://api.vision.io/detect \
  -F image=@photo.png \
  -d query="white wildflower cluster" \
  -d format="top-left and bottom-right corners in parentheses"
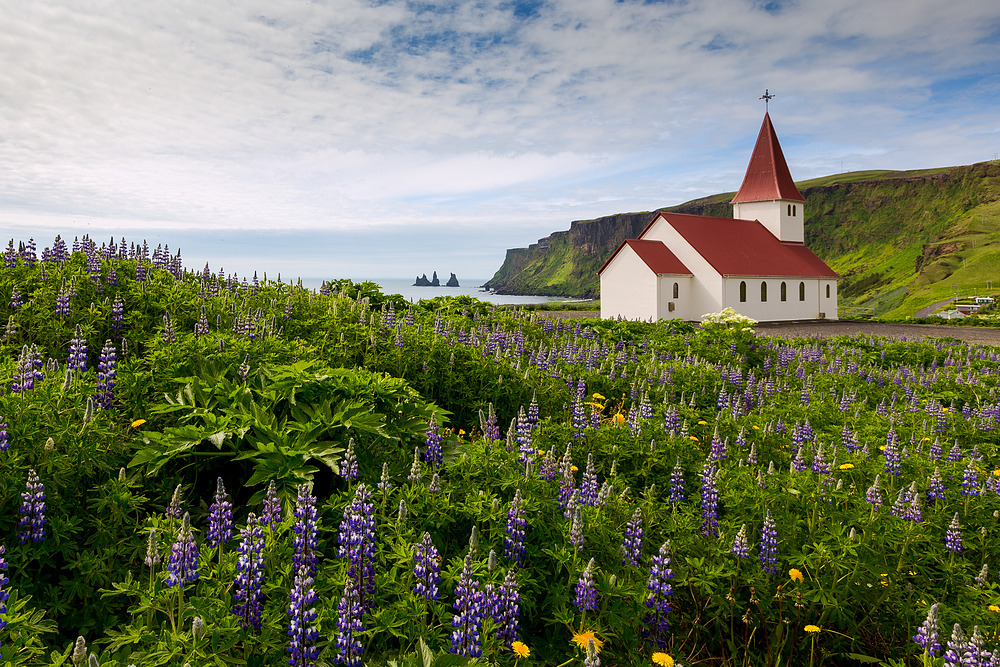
top-left (699, 307), bottom-right (758, 332)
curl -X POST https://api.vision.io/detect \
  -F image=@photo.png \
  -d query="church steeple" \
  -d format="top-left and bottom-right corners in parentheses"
top-left (731, 111), bottom-right (806, 243)
top-left (732, 112), bottom-right (804, 204)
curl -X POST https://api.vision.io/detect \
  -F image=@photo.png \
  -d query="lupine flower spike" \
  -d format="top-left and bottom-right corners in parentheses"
top-left (450, 554), bottom-right (486, 657)
top-left (262, 480), bottom-right (282, 529)
top-left (207, 477), bottom-right (234, 549)
top-left (18, 469), bottom-right (47, 544)
top-left (575, 558), bottom-right (597, 612)
top-left (913, 602), bottom-right (942, 657)
top-left (233, 513), bottom-right (265, 632)
top-left (165, 513), bottom-right (200, 589)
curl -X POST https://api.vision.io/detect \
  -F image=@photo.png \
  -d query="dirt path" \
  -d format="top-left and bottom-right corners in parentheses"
top-left (754, 320), bottom-right (1000, 345)
top-left (914, 297), bottom-right (957, 318)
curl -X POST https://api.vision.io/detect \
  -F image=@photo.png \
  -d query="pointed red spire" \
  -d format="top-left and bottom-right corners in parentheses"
top-left (731, 112), bottom-right (805, 203)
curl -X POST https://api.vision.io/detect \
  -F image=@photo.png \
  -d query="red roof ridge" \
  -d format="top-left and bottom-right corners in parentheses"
top-left (731, 112), bottom-right (805, 203)
top-left (598, 238), bottom-right (692, 276)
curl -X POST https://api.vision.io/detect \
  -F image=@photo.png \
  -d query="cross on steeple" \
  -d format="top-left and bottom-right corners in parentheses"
top-left (759, 89), bottom-right (774, 111)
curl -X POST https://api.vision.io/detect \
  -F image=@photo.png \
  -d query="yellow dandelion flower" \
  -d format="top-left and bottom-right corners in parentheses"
top-left (512, 641), bottom-right (530, 658)
top-left (922, 437), bottom-right (932, 441)
top-left (458, 429), bottom-right (465, 435)
top-left (131, 419), bottom-right (147, 428)
top-left (879, 445), bottom-right (886, 451)
top-left (592, 393), bottom-right (606, 400)
top-left (571, 465), bottom-right (579, 471)
top-left (697, 420), bottom-right (708, 425)
top-left (571, 631), bottom-right (603, 653)
top-left (689, 436), bottom-right (699, 441)
top-left (752, 425), bottom-right (759, 430)
top-left (652, 653), bottom-right (675, 667)
top-left (994, 469), bottom-right (1000, 478)
top-left (990, 605), bottom-right (1000, 613)
top-left (804, 624), bottom-right (821, 633)
top-left (839, 463), bottom-right (854, 470)
top-left (538, 449), bottom-right (546, 456)
top-left (613, 413), bottom-right (625, 425)
top-left (789, 568), bottom-right (804, 582)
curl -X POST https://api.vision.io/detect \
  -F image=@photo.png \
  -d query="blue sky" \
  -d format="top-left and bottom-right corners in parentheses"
top-left (1, 0), bottom-right (998, 282)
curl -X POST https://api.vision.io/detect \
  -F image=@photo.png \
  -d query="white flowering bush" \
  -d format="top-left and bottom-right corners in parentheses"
top-left (699, 307), bottom-right (757, 333)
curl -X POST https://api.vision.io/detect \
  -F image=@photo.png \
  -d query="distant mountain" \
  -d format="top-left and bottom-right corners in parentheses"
top-left (483, 162), bottom-right (1000, 317)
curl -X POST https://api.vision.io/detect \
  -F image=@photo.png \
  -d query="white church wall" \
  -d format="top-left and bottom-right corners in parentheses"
top-left (733, 200), bottom-right (804, 243)
top-left (657, 275), bottom-right (693, 320)
top-left (599, 248), bottom-right (659, 321)
top-left (723, 277), bottom-right (835, 321)
top-left (642, 217), bottom-right (724, 318)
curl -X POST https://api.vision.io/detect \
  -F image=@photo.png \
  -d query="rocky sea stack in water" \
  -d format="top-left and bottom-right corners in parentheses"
top-left (413, 271), bottom-right (460, 287)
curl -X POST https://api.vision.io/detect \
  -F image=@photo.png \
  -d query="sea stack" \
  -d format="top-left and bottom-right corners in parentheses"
top-left (446, 273), bottom-right (460, 287)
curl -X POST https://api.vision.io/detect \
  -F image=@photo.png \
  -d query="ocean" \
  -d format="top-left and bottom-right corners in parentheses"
top-left (297, 277), bottom-right (587, 306)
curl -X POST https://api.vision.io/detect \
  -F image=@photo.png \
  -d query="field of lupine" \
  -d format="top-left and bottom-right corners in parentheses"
top-left (2, 235), bottom-right (1000, 667)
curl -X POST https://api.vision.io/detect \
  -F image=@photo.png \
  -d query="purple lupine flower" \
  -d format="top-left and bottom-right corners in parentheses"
top-left (884, 428), bottom-right (902, 477)
top-left (700, 461), bottom-right (719, 538)
top-left (929, 437), bottom-right (942, 461)
top-left (95, 340), bottom-right (117, 410)
top-left (571, 378), bottom-right (588, 438)
top-left (960, 459), bottom-right (980, 497)
top-left (67, 325), bottom-right (88, 372)
top-left (424, 414), bottom-right (443, 468)
top-left (708, 428), bottom-right (726, 461)
top-left (54, 287), bottom-right (71, 316)
top-left (570, 505), bottom-right (584, 551)
top-left (494, 568), bottom-right (521, 650)
top-left (913, 603), bottom-right (942, 657)
top-left (194, 306), bottom-right (209, 336)
top-left (166, 484), bottom-right (184, 519)
top-left (962, 626), bottom-right (989, 667)
top-left (731, 524), bottom-right (751, 558)
top-left (944, 623), bottom-right (967, 667)
top-left (515, 406), bottom-right (534, 464)
top-left (262, 480), bottom-right (283, 529)
top-left (811, 442), bottom-right (830, 475)
top-left (0, 545), bottom-right (9, 641)
top-left (233, 513), bottom-right (265, 632)
top-left (579, 454), bottom-right (599, 506)
top-left (17, 469), bottom-right (46, 544)
top-left (948, 442), bottom-right (962, 463)
top-left (669, 457), bottom-right (684, 503)
top-left (207, 477), bottom-right (234, 548)
top-left (341, 439), bottom-right (358, 481)
top-left (644, 541), bottom-right (674, 650)
top-left (538, 446), bottom-right (558, 481)
top-left (791, 445), bottom-right (808, 474)
top-left (574, 558), bottom-right (597, 612)
top-left (927, 467), bottom-right (946, 505)
top-left (504, 488), bottom-right (527, 566)
top-left (0, 419), bottom-right (8, 452)
top-left (865, 474), bottom-right (883, 510)
top-left (338, 483), bottom-right (376, 610)
top-left (413, 532), bottom-right (441, 600)
top-left (335, 577), bottom-right (365, 666)
top-left (945, 513), bottom-right (963, 553)
top-left (293, 483), bottom-right (320, 579)
top-left (760, 510), bottom-right (778, 574)
top-left (558, 456), bottom-right (575, 509)
top-left (890, 487), bottom-right (911, 519)
top-left (9, 286), bottom-right (22, 309)
top-left (621, 508), bottom-right (643, 567)
top-left (527, 391), bottom-right (539, 429)
top-left (287, 567), bottom-right (320, 667)
top-left (483, 403), bottom-right (500, 442)
top-left (110, 295), bottom-right (124, 338)
top-left (450, 554), bottom-right (486, 657)
top-left (165, 512), bottom-right (200, 588)
top-left (161, 312), bottom-right (177, 345)
top-left (906, 482), bottom-right (924, 523)
top-left (11, 344), bottom-right (39, 394)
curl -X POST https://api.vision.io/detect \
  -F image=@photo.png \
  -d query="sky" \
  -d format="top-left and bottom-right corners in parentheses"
top-left (1, 0), bottom-right (998, 283)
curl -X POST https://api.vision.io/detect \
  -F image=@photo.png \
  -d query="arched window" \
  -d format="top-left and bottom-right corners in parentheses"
top-left (739, 281), bottom-right (746, 302)
top-left (792, 204), bottom-right (797, 216)
top-left (672, 282), bottom-right (679, 299)
top-left (799, 282), bottom-right (805, 301)
top-left (780, 281), bottom-right (787, 301)
top-left (787, 204), bottom-right (791, 216)
top-left (760, 281), bottom-right (767, 302)
top-left (826, 284), bottom-right (831, 298)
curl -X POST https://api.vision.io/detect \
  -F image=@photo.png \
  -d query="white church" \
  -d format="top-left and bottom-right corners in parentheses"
top-left (599, 112), bottom-right (838, 322)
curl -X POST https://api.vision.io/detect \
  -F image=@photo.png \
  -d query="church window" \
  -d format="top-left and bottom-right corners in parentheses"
top-left (760, 281), bottom-right (767, 302)
top-left (826, 284), bottom-right (831, 298)
top-left (793, 205), bottom-right (797, 216)
top-left (672, 282), bottom-right (679, 299)
top-left (739, 281), bottom-right (746, 302)
top-left (787, 204), bottom-right (792, 216)
top-left (780, 282), bottom-right (787, 301)
top-left (799, 282), bottom-right (805, 301)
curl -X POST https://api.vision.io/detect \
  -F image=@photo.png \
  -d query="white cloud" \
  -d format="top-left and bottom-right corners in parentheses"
top-left (0, 0), bottom-right (997, 277)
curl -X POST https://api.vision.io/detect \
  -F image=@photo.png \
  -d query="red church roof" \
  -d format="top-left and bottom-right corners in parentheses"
top-left (642, 211), bottom-right (838, 278)
top-left (731, 112), bottom-right (805, 203)
top-left (598, 238), bottom-right (692, 276)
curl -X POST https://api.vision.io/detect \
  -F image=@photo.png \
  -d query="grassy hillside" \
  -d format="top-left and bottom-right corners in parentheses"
top-left (485, 161), bottom-right (1000, 316)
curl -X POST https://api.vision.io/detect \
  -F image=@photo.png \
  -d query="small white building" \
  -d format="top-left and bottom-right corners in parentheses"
top-left (599, 112), bottom-right (838, 322)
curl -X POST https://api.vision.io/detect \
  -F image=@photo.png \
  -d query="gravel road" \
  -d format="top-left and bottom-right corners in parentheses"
top-left (536, 311), bottom-right (1000, 346)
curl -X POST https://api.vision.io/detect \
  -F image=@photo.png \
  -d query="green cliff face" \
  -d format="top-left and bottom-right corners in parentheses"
top-left (484, 162), bottom-right (1000, 316)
